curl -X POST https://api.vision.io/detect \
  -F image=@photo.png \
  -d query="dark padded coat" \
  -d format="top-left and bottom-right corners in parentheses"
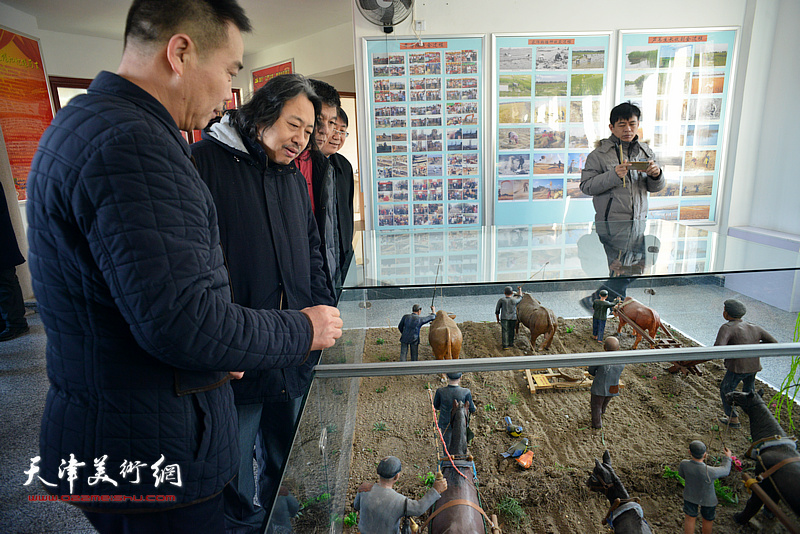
top-left (191, 115), bottom-right (335, 404)
top-left (26, 71), bottom-right (314, 511)
top-left (329, 153), bottom-right (355, 277)
top-left (0, 180), bottom-right (24, 269)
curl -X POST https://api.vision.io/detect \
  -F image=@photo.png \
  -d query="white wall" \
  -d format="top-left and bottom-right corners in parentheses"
top-left (352, 0), bottom-right (799, 238)
top-left (0, 2), bottom-right (122, 79)
top-left (243, 21), bottom-right (355, 98)
top-left (741, 0), bottom-right (800, 235)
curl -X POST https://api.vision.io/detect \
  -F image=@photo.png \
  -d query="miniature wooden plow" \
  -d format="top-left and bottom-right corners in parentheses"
top-left (523, 368), bottom-right (625, 394)
top-left (613, 307), bottom-right (703, 375)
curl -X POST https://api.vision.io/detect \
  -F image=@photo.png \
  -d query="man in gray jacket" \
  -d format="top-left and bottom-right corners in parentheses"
top-left (588, 336), bottom-right (624, 429)
top-left (354, 456), bottom-right (447, 534)
top-left (580, 102), bottom-right (664, 222)
top-left (495, 286), bottom-right (523, 349)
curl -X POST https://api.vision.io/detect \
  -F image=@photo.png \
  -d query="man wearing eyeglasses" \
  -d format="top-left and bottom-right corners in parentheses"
top-left (323, 108), bottom-right (356, 282)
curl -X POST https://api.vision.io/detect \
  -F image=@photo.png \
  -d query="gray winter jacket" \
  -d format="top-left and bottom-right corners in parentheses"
top-left (580, 135), bottom-right (665, 222)
top-left (354, 484), bottom-right (441, 534)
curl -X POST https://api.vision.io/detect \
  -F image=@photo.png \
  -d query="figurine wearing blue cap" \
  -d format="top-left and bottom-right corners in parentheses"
top-left (433, 372), bottom-right (476, 450)
top-left (678, 440), bottom-right (732, 534)
top-left (354, 456), bottom-right (446, 533)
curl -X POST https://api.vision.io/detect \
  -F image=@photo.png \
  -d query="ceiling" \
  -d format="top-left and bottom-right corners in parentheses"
top-left (3, 0), bottom-right (355, 56)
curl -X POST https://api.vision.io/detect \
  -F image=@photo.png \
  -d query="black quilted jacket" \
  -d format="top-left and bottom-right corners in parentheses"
top-left (26, 71), bottom-right (313, 511)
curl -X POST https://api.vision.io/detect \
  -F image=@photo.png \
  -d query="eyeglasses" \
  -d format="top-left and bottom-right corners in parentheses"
top-left (333, 129), bottom-right (350, 138)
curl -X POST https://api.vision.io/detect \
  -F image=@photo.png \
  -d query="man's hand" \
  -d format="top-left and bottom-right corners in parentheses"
top-left (431, 305), bottom-right (436, 313)
top-left (432, 478), bottom-right (447, 494)
top-left (723, 447), bottom-right (733, 458)
top-left (229, 371), bottom-right (244, 380)
top-left (302, 305), bottom-right (343, 351)
top-left (646, 160), bottom-right (660, 177)
top-left (615, 162), bottom-right (632, 179)
top-left (496, 315), bottom-right (500, 324)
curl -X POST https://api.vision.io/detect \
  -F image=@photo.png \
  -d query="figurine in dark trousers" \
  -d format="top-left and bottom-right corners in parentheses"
top-left (398, 304), bottom-right (435, 361)
top-left (495, 286), bottom-right (522, 349)
top-left (715, 299), bottom-right (777, 428)
top-left (588, 337), bottom-right (624, 429)
top-left (591, 289), bottom-right (617, 342)
top-left (354, 456), bottom-right (446, 534)
top-left (679, 440), bottom-right (732, 534)
top-left (433, 372), bottom-right (477, 447)
top-left (0, 181), bottom-right (28, 342)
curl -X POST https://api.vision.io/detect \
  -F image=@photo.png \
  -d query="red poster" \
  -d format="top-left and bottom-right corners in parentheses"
top-left (0, 27), bottom-right (53, 201)
top-left (251, 60), bottom-right (293, 92)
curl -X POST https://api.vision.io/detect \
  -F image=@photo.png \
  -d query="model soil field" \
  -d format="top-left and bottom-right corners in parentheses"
top-left (343, 317), bottom-right (798, 534)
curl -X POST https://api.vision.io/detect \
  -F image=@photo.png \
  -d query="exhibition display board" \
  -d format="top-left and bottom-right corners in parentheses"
top-left (618, 29), bottom-right (738, 223)
top-left (363, 36), bottom-right (485, 229)
top-left (492, 33), bottom-right (612, 226)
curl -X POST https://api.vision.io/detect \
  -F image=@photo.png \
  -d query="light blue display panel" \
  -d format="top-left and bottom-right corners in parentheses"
top-left (365, 36), bottom-right (484, 229)
top-left (493, 33), bottom-right (612, 226)
top-left (618, 29), bottom-right (737, 224)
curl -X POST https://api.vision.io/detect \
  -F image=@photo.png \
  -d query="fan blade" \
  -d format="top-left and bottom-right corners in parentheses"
top-left (399, 0), bottom-right (413, 8)
top-left (380, 5), bottom-right (395, 26)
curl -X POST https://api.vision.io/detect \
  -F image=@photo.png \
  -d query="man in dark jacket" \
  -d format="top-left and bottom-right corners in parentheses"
top-left (398, 304), bottom-right (436, 362)
top-left (0, 180), bottom-right (28, 341)
top-left (192, 74), bottom-right (334, 534)
top-left (25, 2), bottom-right (342, 533)
top-left (308, 80), bottom-right (342, 290)
top-left (323, 108), bottom-right (356, 282)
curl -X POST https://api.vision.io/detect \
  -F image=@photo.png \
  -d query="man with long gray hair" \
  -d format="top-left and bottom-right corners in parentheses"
top-left (192, 73), bottom-right (335, 533)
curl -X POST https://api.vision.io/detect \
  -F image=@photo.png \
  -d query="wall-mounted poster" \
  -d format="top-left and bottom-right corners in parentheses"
top-left (0, 26), bottom-right (53, 201)
top-left (493, 33), bottom-right (612, 226)
top-left (618, 28), bottom-right (737, 224)
top-left (251, 60), bottom-right (293, 92)
top-left (364, 36), bottom-right (484, 229)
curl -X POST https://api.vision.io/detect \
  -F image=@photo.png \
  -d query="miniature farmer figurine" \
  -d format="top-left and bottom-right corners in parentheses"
top-left (587, 337), bottom-right (624, 429)
top-left (354, 456), bottom-right (447, 534)
top-left (433, 372), bottom-right (477, 448)
top-left (495, 286), bottom-right (523, 349)
top-left (398, 304), bottom-right (436, 362)
top-left (679, 440), bottom-right (732, 534)
top-left (592, 290), bottom-right (618, 343)
top-left (715, 299), bottom-right (777, 428)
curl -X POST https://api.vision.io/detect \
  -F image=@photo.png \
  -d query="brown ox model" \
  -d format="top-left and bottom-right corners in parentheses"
top-left (516, 293), bottom-right (557, 351)
top-left (428, 310), bottom-right (462, 363)
top-left (613, 297), bottom-right (666, 349)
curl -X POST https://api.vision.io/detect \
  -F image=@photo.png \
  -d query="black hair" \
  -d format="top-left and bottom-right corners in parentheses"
top-left (124, 0), bottom-right (251, 54)
top-left (309, 79), bottom-right (341, 108)
top-left (337, 107), bottom-right (349, 127)
top-left (609, 101), bottom-right (641, 125)
top-left (232, 74), bottom-right (321, 144)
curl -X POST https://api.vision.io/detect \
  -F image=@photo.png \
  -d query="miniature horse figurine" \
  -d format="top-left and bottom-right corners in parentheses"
top-left (430, 400), bottom-right (485, 534)
top-left (587, 451), bottom-right (652, 534)
top-left (726, 391), bottom-right (800, 524)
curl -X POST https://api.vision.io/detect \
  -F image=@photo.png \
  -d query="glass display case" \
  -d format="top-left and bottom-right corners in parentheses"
top-left (266, 220), bottom-right (800, 534)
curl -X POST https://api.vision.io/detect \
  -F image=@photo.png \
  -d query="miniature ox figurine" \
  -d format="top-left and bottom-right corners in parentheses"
top-left (726, 391), bottom-right (800, 525)
top-left (613, 297), bottom-right (666, 350)
top-left (516, 293), bottom-right (557, 351)
top-left (428, 310), bottom-right (462, 361)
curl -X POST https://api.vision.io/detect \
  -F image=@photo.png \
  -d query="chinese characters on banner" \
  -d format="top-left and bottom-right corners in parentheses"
top-left (24, 454), bottom-right (182, 494)
top-left (252, 60), bottom-right (294, 92)
top-left (619, 29), bottom-right (737, 223)
top-left (0, 27), bottom-right (53, 201)
top-left (493, 33), bottom-right (611, 226)
top-left (366, 37), bottom-right (483, 229)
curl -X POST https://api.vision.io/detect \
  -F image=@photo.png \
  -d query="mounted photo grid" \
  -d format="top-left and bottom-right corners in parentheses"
top-left (365, 36), bottom-right (484, 229)
top-left (618, 28), bottom-right (738, 224)
top-left (493, 33), bottom-right (612, 227)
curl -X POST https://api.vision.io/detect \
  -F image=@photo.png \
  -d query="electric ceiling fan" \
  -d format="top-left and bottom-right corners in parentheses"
top-left (356, 0), bottom-right (413, 34)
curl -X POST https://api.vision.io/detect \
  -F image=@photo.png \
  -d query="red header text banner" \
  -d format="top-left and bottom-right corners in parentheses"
top-left (252, 61), bottom-right (293, 92)
top-left (648, 35), bottom-right (707, 43)
top-left (0, 28), bottom-right (53, 201)
top-left (528, 39), bottom-right (575, 45)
